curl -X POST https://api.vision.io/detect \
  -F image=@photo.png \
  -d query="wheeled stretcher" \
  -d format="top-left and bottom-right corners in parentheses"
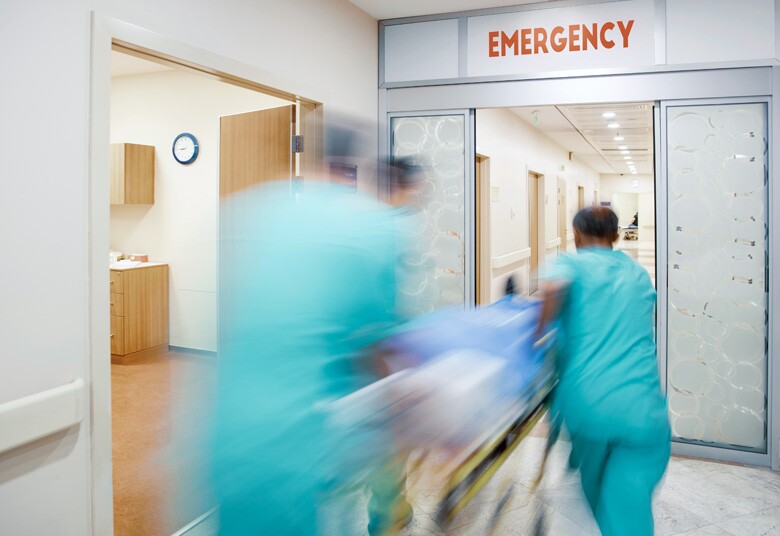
top-left (326, 296), bottom-right (557, 532)
top-left (433, 362), bottom-right (556, 529)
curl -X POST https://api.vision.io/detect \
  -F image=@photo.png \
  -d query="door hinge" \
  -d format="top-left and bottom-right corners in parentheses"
top-left (292, 135), bottom-right (304, 153)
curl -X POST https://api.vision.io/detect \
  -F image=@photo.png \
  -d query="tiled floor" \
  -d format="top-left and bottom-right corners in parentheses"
top-left (185, 435), bottom-right (780, 535)
top-left (616, 238), bottom-right (656, 286)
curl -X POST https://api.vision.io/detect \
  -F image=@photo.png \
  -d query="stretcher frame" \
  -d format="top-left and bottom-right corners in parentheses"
top-left (433, 382), bottom-right (554, 528)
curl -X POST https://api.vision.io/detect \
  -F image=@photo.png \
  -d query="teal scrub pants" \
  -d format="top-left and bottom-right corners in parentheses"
top-left (571, 433), bottom-right (670, 536)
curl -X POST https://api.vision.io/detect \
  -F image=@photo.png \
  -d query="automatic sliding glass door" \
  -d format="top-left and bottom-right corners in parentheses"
top-left (661, 100), bottom-right (770, 459)
top-left (389, 111), bottom-right (475, 314)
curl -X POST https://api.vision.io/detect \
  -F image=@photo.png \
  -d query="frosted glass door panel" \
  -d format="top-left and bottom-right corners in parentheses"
top-left (391, 115), bottom-right (466, 314)
top-left (666, 102), bottom-right (768, 452)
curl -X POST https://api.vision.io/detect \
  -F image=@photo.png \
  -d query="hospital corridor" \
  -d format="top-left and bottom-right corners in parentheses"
top-left (2, 0), bottom-right (780, 535)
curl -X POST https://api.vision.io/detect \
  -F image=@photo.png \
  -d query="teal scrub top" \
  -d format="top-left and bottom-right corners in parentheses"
top-left (543, 246), bottom-right (669, 445)
top-left (212, 181), bottom-right (405, 533)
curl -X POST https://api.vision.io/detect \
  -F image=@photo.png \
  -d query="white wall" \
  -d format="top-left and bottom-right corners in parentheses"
top-left (476, 108), bottom-right (600, 301)
top-left (612, 193), bottom-right (639, 227)
top-left (600, 174), bottom-right (655, 241)
top-left (111, 70), bottom-right (289, 352)
top-left (0, 1), bottom-right (377, 533)
top-left (665, 0), bottom-right (775, 65)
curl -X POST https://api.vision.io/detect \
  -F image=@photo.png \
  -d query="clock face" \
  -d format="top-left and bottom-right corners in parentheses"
top-left (172, 133), bottom-right (199, 164)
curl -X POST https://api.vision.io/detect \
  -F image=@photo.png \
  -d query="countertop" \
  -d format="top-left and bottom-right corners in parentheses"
top-left (110, 261), bottom-right (167, 271)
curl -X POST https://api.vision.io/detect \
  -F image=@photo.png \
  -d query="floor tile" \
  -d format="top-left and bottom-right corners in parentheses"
top-left (716, 506), bottom-right (780, 536)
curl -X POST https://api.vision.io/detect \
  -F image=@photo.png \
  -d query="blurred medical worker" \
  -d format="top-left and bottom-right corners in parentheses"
top-left (536, 206), bottom-right (670, 536)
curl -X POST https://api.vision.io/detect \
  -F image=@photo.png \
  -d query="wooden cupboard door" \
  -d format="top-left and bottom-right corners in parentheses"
top-left (110, 143), bottom-right (155, 205)
top-left (110, 292), bottom-right (124, 317)
top-left (110, 270), bottom-right (124, 293)
top-left (123, 144), bottom-right (155, 204)
top-left (110, 144), bottom-right (126, 205)
top-left (123, 266), bottom-right (169, 355)
top-left (219, 105), bottom-right (295, 197)
top-left (111, 315), bottom-right (125, 355)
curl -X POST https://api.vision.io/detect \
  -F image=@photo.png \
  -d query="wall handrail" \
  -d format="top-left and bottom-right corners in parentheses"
top-left (0, 378), bottom-right (86, 455)
top-left (491, 248), bottom-right (531, 269)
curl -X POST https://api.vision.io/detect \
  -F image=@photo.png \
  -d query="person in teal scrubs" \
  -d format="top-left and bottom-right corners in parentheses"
top-left (536, 206), bottom-right (670, 536)
top-left (211, 123), bottom-right (419, 534)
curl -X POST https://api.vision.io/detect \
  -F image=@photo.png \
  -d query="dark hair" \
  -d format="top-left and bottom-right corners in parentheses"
top-left (387, 156), bottom-right (424, 190)
top-left (323, 116), bottom-right (371, 160)
top-left (572, 206), bottom-right (619, 239)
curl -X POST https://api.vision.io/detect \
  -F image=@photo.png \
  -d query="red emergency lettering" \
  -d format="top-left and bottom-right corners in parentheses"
top-left (582, 22), bottom-right (598, 50)
top-left (534, 27), bottom-right (549, 54)
top-left (501, 30), bottom-right (519, 55)
top-left (489, 31), bottom-right (500, 57)
top-left (600, 21), bottom-right (616, 49)
top-left (568, 24), bottom-right (581, 51)
top-left (617, 20), bottom-right (634, 48)
top-left (487, 20), bottom-right (635, 57)
top-left (550, 26), bottom-right (566, 52)
top-left (520, 28), bottom-right (532, 55)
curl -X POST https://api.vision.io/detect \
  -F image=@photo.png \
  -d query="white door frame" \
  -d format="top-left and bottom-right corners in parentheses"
top-left (89, 14), bottom-right (325, 534)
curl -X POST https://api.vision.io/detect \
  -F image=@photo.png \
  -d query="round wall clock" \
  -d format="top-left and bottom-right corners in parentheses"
top-left (172, 133), bottom-right (199, 165)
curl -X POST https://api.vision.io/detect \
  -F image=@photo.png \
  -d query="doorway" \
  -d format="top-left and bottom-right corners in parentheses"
top-left (577, 185), bottom-right (585, 211)
top-left (527, 171), bottom-right (543, 295)
top-left (105, 44), bottom-right (319, 536)
top-left (557, 177), bottom-right (567, 252)
top-left (476, 154), bottom-right (491, 305)
top-left (384, 65), bottom-right (775, 468)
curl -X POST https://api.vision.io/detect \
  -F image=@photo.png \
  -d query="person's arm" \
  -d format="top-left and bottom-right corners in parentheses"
top-left (534, 279), bottom-right (569, 341)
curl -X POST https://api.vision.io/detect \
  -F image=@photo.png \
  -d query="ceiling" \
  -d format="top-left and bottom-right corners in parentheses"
top-left (348, 0), bottom-right (551, 20)
top-left (111, 51), bottom-right (172, 77)
top-left (508, 103), bottom-right (655, 175)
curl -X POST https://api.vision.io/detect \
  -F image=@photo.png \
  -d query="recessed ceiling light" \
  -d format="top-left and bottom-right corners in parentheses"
top-left (602, 112), bottom-right (616, 119)
top-left (620, 150), bottom-right (630, 154)
top-left (608, 122), bottom-right (620, 129)
top-left (624, 156), bottom-right (631, 160)
top-left (618, 145), bottom-right (628, 150)
top-left (627, 161), bottom-right (634, 165)
top-left (614, 135), bottom-right (624, 141)
top-left (631, 171), bottom-right (638, 175)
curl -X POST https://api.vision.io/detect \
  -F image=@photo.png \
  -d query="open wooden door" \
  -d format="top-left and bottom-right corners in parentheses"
top-left (219, 105), bottom-right (296, 197)
top-left (528, 172), bottom-right (541, 295)
top-left (476, 155), bottom-right (491, 305)
top-left (218, 104), bottom-right (297, 350)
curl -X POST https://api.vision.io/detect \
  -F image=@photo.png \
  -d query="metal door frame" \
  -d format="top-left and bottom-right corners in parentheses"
top-left (658, 96), bottom-right (772, 467)
top-left (382, 66), bottom-right (778, 468)
top-left (387, 109), bottom-right (476, 308)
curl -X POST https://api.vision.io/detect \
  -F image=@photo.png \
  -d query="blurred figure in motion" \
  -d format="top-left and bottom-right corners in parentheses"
top-left (213, 119), bottom-right (418, 535)
top-left (535, 206), bottom-right (670, 536)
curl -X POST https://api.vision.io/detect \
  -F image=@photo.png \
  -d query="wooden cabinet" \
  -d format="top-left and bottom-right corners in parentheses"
top-left (110, 143), bottom-right (155, 205)
top-left (110, 264), bottom-right (168, 364)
